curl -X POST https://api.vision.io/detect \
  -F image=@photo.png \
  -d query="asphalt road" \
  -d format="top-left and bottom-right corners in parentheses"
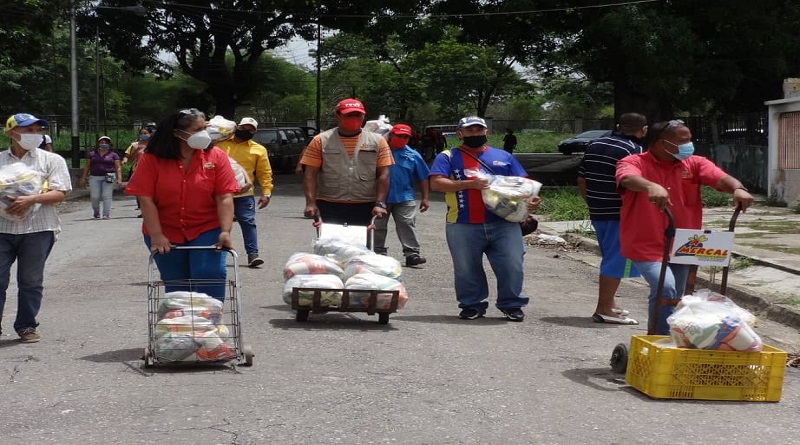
top-left (1, 174), bottom-right (799, 444)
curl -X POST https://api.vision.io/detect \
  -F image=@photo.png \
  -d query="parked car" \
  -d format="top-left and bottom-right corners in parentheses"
top-left (253, 127), bottom-right (307, 173)
top-left (557, 130), bottom-right (612, 155)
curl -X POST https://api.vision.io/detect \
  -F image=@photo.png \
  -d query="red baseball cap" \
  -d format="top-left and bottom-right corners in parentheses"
top-left (390, 124), bottom-right (412, 136)
top-left (336, 99), bottom-right (366, 115)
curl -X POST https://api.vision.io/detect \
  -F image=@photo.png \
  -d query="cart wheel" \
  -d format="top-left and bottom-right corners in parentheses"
top-left (242, 345), bottom-right (254, 367)
top-left (142, 348), bottom-right (154, 369)
top-left (296, 309), bottom-right (310, 322)
top-left (378, 313), bottom-right (390, 325)
top-left (610, 343), bottom-right (628, 374)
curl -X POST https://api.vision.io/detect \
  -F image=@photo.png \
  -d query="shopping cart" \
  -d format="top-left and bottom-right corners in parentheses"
top-left (291, 215), bottom-right (401, 324)
top-left (142, 246), bottom-right (254, 368)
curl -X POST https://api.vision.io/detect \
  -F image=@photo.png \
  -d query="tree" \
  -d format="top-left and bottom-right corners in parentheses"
top-left (85, 0), bottom-right (427, 117)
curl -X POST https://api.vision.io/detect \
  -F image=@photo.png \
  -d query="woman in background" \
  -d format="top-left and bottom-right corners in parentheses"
top-left (79, 136), bottom-right (122, 219)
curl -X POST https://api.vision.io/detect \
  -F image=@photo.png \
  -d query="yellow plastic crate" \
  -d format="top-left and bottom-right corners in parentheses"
top-left (625, 335), bottom-right (787, 401)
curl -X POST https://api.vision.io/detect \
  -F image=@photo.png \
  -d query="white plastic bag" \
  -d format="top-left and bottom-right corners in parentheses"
top-left (283, 274), bottom-right (344, 306)
top-left (344, 271), bottom-right (408, 310)
top-left (343, 253), bottom-right (403, 282)
top-left (0, 162), bottom-right (43, 222)
top-left (283, 252), bottom-right (345, 280)
top-left (313, 237), bottom-right (372, 266)
top-left (667, 289), bottom-right (762, 351)
top-left (464, 168), bottom-right (541, 222)
top-left (207, 115), bottom-right (236, 142)
top-left (228, 156), bottom-right (251, 191)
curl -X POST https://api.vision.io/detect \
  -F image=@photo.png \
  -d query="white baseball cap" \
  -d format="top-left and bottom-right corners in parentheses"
top-left (238, 117), bottom-right (258, 129)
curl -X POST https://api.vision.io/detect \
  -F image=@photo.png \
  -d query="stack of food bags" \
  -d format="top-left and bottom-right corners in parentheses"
top-left (0, 162), bottom-right (43, 222)
top-left (667, 289), bottom-right (762, 351)
top-left (283, 236), bottom-right (409, 311)
top-left (343, 254), bottom-right (407, 310)
top-left (282, 252), bottom-right (345, 306)
top-left (153, 291), bottom-right (236, 362)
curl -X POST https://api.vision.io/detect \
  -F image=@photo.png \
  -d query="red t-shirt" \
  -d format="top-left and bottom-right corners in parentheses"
top-left (125, 147), bottom-right (239, 243)
top-left (616, 152), bottom-right (727, 261)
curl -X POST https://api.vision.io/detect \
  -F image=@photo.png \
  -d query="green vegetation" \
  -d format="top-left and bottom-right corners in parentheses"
top-left (728, 256), bottom-right (754, 271)
top-left (701, 186), bottom-right (731, 207)
top-left (538, 187), bottom-right (589, 221)
top-left (445, 132), bottom-right (572, 153)
top-left (565, 220), bottom-right (597, 240)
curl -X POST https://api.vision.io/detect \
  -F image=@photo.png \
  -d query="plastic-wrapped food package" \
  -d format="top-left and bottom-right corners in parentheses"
top-left (313, 237), bottom-right (372, 266)
top-left (343, 254), bottom-right (403, 282)
top-left (668, 299), bottom-right (763, 351)
top-left (228, 157), bottom-right (250, 191)
top-left (153, 332), bottom-right (200, 361)
top-left (344, 271), bottom-right (408, 310)
top-left (0, 162), bottom-right (43, 222)
top-left (283, 252), bottom-right (344, 280)
top-left (465, 168), bottom-right (541, 222)
top-left (283, 274), bottom-right (344, 306)
top-left (677, 289), bottom-right (756, 326)
top-left (207, 115), bottom-right (236, 142)
top-left (157, 291), bottom-right (223, 322)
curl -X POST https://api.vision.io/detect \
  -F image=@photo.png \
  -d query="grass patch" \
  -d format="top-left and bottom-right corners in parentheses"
top-left (778, 298), bottom-right (800, 306)
top-left (538, 187), bottom-right (589, 221)
top-left (565, 220), bottom-right (597, 239)
top-left (728, 256), bottom-right (754, 271)
top-left (701, 186), bottom-right (731, 207)
top-left (446, 132), bottom-right (573, 154)
top-left (740, 220), bottom-right (800, 234)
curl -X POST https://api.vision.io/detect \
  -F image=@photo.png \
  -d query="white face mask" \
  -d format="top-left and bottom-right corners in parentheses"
top-left (185, 130), bottom-right (212, 150)
top-left (16, 133), bottom-right (43, 151)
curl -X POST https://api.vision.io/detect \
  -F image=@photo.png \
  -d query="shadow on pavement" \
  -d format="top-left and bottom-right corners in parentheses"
top-left (390, 314), bottom-right (509, 325)
top-left (269, 316), bottom-right (398, 331)
top-left (561, 367), bottom-right (634, 394)
top-left (539, 315), bottom-right (637, 329)
top-left (80, 347), bottom-right (144, 362)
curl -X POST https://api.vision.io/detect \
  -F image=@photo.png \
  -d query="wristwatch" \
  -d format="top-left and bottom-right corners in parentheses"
top-left (734, 186), bottom-right (749, 192)
top-left (374, 201), bottom-right (387, 209)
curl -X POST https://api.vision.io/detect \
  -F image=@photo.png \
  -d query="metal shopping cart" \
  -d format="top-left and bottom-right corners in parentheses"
top-left (142, 246), bottom-right (254, 368)
top-left (291, 215), bottom-right (401, 324)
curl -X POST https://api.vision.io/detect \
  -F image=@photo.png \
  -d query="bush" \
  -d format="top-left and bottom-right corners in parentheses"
top-left (701, 186), bottom-right (731, 207)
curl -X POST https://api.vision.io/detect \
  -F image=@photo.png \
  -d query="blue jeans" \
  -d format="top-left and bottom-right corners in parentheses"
top-left (233, 196), bottom-right (259, 255)
top-left (445, 221), bottom-right (528, 313)
top-left (89, 175), bottom-right (114, 217)
top-left (632, 261), bottom-right (691, 335)
top-left (145, 228), bottom-right (227, 302)
top-left (0, 231), bottom-right (56, 333)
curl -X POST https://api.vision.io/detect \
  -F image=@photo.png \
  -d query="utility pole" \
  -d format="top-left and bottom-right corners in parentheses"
top-left (315, 21), bottom-right (321, 131)
top-left (69, 0), bottom-right (81, 168)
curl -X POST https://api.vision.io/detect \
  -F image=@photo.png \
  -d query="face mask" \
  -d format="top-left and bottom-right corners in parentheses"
top-left (17, 133), bottom-right (43, 151)
top-left (339, 116), bottom-right (363, 132)
top-left (138, 134), bottom-right (150, 141)
top-left (99, 144), bottom-right (110, 150)
top-left (389, 137), bottom-right (407, 149)
top-left (461, 135), bottom-right (487, 149)
top-left (235, 129), bottom-right (254, 141)
top-left (182, 130), bottom-right (212, 150)
top-left (666, 141), bottom-right (694, 160)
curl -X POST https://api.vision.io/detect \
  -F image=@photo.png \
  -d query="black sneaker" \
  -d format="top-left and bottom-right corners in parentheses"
top-left (459, 308), bottom-right (483, 320)
top-left (247, 254), bottom-right (264, 268)
top-left (405, 254), bottom-right (427, 266)
top-left (500, 308), bottom-right (525, 322)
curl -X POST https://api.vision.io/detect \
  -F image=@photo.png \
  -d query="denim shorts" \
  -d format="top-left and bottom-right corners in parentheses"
top-left (592, 220), bottom-right (640, 278)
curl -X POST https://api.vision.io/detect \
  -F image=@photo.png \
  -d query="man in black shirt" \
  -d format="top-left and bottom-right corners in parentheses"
top-left (577, 113), bottom-right (647, 324)
top-left (502, 129), bottom-right (517, 154)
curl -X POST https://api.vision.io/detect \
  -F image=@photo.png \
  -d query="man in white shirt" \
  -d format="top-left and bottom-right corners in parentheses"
top-left (0, 113), bottom-right (72, 343)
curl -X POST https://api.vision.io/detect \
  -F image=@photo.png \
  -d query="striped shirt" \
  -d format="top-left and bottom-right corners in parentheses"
top-left (577, 132), bottom-right (642, 221)
top-left (0, 147), bottom-right (72, 234)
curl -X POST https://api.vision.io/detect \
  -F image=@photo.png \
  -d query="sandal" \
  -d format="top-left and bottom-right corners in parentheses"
top-left (592, 313), bottom-right (639, 325)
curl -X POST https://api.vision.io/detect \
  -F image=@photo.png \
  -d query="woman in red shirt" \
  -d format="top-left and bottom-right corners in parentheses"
top-left (125, 108), bottom-right (239, 301)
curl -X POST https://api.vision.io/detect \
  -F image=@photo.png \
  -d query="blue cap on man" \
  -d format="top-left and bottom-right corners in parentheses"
top-left (457, 116), bottom-right (487, 129)
top-left (5, 113), bottom-right (47, 132)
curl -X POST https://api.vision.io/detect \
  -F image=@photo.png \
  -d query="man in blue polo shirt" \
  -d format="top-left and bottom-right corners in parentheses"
top-left (429, 116), bottom-right (538, 322)
top-left (577, 112), bottom-right (647, 325)
top-left (374, 124), bottom-right (430, 266)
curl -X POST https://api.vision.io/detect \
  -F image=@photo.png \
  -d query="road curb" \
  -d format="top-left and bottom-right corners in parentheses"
top-left (538, 226), bottom-right (800, 333)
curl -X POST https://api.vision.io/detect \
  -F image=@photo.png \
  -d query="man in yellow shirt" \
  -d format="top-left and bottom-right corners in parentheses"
top-left (217, 117), bottom-right (273, 268)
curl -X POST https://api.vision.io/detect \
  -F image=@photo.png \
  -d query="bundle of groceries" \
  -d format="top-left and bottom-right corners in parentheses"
top-left (153, 291), bottom-right (236, 362)
top-left (206, 115), bottom-right (236, 142)
top-left (667, 289), bottom-right (762, 352)
top-left (282, 236), bottom-right (408, 310)
top-left (0, 162), bottom-right (43, 222)
top-left (464, 168), bottom-right (541, 223)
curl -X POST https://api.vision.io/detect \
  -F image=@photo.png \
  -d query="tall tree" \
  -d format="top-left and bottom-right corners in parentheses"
top-left (85, 1), bottom-right (424, 117)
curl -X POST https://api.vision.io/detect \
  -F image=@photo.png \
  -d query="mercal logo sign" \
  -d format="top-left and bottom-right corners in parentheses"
top-left (674, 234), bottom-right (729, 260)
